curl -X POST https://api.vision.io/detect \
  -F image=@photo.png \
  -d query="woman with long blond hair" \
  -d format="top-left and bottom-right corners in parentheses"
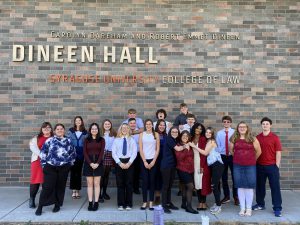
top-left (112, 123), bottom-right (137, 210)
top-left (229, 121), bottom-right (261, 217)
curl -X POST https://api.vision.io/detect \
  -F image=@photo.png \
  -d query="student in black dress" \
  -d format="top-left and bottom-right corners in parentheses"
top-left (83, 123), bottom-right (105, 211)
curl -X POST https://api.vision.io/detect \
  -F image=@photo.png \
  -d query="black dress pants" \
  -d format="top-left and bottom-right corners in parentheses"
top-left (140, 159), bottom-right (157, 202)
top-left (70, 159), bottom-right (83, 190)
top-left (115, 158), bottom-right (134, 207)
top-left (133, 154), bottom-right (141, 191)
top-left (221, 155), bottom-right (237, 198)
top-left (38, 163), bottom-right (70, 207)
top-left (161, 167), bottom-right (175, 207)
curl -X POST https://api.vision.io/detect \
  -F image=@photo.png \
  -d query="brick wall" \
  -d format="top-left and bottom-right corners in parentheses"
top-left (0, 0), bottom-right (299, 188)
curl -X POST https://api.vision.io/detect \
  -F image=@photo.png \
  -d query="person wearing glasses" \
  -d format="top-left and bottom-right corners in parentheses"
top-left (229, 121), bottom-right (261, 217)
top-left (35, 123), bottom-right (76, 216)
top-left (29, 122), bottom-right (53, 209)
top-left (160, 126), bottom-right (180, 213)
top-left (216, 116), bottom-right (239, 205)
top-left (175, 131), bottom-right (198, 214)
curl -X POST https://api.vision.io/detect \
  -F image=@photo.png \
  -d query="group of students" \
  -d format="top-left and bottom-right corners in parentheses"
top-left (29, 103), bottom-right (283, 218)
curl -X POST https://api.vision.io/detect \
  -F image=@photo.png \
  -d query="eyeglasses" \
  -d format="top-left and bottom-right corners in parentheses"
top-left (238, 126), bottom-right (247, 129)
top-left (223, 121), bottom-right (231, 124)
top-left (171, 131), bottom-right (178, 133)
top-left (43, 127), bottom-right (52, 129)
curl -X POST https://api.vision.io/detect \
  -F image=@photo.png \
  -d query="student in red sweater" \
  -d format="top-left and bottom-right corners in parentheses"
top-left (175, 130), bottom-right (198, 214)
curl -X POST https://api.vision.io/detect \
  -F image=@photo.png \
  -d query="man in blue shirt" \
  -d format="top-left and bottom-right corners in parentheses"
top-left (123, 108), bottom-right (144, 134)
top-left (174, 103), bottom-right (189, 131)
top-left (215, 115), bottom-right (239, 205)
top-left (128, 118), bottom-right (141, 194)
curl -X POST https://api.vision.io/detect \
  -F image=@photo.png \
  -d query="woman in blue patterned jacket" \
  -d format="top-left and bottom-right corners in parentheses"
top-left (35, 123), bottom-right (76, 216)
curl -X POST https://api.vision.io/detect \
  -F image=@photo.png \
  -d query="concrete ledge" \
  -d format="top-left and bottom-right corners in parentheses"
top-left (0, 188), bottom-right (299, 224)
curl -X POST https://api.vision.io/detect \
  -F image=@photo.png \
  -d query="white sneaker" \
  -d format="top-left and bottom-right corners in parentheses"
top-left (125, 206), bottom-right (132, 211)
top-left (245, 208), bottom-right (252, 216)
top-left (239, 209), bottom-right (245, 216)
top-left (210, 203), bottom-right (217, 212)
top-left (118, 206), bottom-right (124, 211)
top-left (211, 206), bottom-right (221, 215)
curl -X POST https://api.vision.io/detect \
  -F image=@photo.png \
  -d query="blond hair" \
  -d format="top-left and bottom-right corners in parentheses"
top-left (230, 121), bottom-right (255, 143)
top-left (117, 123), bottom-right (131, 138)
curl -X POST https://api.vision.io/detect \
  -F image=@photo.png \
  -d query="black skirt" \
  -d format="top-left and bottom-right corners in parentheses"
top-left (83, 155), bottom-right (104, 177)
top-left (177, 169), bottom-right (194, 184)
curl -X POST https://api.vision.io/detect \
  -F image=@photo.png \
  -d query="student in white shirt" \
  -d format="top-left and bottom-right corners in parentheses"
top-left (181, 114), bottom-right (197, 133)
top-left (139, 119), bottom-right (160, 210)
top-left (112, 123), bottom-right (137, 211)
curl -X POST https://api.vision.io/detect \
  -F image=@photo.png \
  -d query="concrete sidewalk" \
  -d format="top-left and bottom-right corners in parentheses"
top-left (0, 187), bottom-right (299, 224)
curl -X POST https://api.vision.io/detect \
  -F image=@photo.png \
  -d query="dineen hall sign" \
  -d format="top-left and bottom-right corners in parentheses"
top-left (12, 45), bottom-right (159, 64)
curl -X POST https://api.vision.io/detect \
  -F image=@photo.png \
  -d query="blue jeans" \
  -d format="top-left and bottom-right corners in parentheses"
top-left (256, 164), bottom-right (282, 211)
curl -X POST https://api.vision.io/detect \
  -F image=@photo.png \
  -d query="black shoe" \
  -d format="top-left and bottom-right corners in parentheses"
top-left (221, 196), bottom-right (230, 204)
top-left (168, 203), bottom-right (179, 210)
top-left (140, 203), bottom-right (147, 210)
top-left (93, 202), bottom-right (99, 211)
top-left (35, 206), bottom-right (42, 216)
top-left (99, 196), bottom-right (104, 203)
top-left (103, 193), bottom-right (110, 200)
top-left (186, 206), bottom-right (199, 214)
top-left (163, 207), bottom-right (171, 214)
top-left (29, 197), bottom-right (36, 208)
top-left (133, 189), bottom-right (141, 194)
top-left (52, 205), bottom-right (60, 213)
top-left (185, 207), bottom-right (199, 214)
top-left (88, 201), bottom-right (93, 211)
top-left (234, 196), bottom-right (240, 206)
